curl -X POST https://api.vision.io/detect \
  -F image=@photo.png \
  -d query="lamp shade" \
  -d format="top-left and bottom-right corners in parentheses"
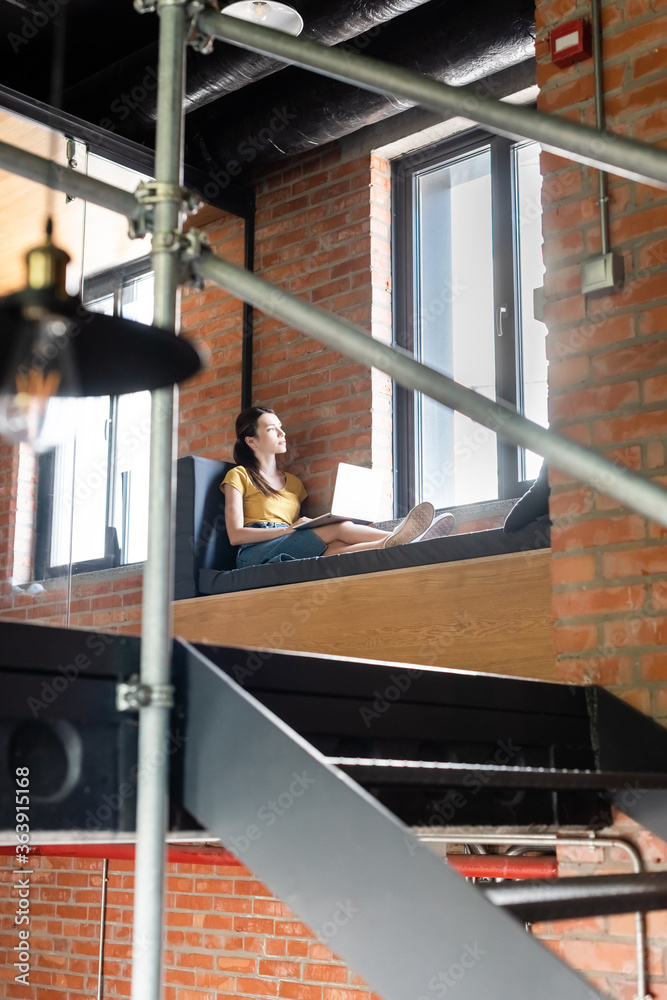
top-left (0, 232), bottom-right (203, 450)
top-left (0, 286), bottom-right (202, 397)
top-left (221, 1), bottom-right (304, 35)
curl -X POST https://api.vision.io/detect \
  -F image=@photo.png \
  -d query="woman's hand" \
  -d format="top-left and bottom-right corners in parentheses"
top-left (291, 516), bottom-right (312, 528)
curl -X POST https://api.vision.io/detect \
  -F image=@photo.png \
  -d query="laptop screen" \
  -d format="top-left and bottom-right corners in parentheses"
top-left (330, 463), bottom-right (385, 522)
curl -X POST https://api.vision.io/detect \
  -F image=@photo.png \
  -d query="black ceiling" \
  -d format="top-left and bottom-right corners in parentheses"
top-left (0, 0), bottom-right (535, 206)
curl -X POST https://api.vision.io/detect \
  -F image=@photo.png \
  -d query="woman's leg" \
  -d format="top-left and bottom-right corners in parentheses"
top-left (313, 521), bottom-right (389, 545)
top-left (312, 502), bottom-right (434, 556)
top-left (311, 521), bottom-right (390, 556)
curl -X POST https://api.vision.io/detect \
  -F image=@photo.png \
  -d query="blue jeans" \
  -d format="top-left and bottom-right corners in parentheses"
top-left (236, 522), bottom-right (327, 568)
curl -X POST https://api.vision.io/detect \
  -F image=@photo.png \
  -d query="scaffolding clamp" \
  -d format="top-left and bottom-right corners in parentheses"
top-left (187, 0), bottom-right (219, 54)
top-left (117, 675), bottom-right (175, 711)
top-left (130, 180), bottom-right (202, 238)
top-left (178, 228), bottom-right (209, 288)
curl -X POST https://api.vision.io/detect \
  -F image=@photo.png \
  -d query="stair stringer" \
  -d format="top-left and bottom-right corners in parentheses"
top-left (176, 639), bottom-right (605, 1000)
top-left (588, 686), bottom-right (667, 841)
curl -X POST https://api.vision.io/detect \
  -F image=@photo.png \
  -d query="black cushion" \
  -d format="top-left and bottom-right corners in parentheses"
top-left (174, 456), bottom-right (238, 600)
top-left (504, 463), bottom-right (550, 533)
top-left (198, 520), bottom-right (551, 597)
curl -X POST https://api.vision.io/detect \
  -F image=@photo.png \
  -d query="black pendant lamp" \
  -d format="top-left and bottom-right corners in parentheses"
top-left (0, 222), bottom-right (202, 451)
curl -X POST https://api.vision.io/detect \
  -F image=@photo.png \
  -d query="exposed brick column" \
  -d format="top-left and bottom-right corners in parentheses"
top-left (537, 0), bottom-right (667, 719)
top-left (251, 146), bottom-right (390, 515)
top-left (179, 213), bottom-right (246, 459)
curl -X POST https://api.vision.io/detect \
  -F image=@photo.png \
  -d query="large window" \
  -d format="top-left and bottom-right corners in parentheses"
top-left (35, 259), bottom-right (153, 577)
top-left (392, 130), bottom-right (547, 513)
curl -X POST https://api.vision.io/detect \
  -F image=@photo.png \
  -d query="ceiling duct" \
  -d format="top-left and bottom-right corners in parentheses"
top-left (186, 0), bottom-right (535, 176)
top-left (62, 0), bottom-right (436, 138)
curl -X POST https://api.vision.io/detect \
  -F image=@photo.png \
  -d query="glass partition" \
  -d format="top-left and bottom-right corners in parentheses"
top-left (0, 108), bottom-right (151, 630)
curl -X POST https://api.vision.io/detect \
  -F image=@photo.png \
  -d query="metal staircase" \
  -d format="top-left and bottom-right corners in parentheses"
top-left (3, 620), bottom-right (667, 1000)
top-left (185, 638), bottom-right (667, 838)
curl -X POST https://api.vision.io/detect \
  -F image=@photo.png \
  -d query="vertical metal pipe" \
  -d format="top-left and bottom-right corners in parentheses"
top-left (591, 0), bottom-right (610, 256)
top-left (241, 206), bottom-right (255, 410)
top-left (131, 2), bottom-right (187, 1000)
top-left (96, 858), bottom-right (109, 1000)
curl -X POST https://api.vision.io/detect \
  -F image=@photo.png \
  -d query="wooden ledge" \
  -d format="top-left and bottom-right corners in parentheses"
top-left (173, 548), bottom-right (556, 682)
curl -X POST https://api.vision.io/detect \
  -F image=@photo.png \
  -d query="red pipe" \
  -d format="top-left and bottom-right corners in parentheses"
top-left (0, 844), bottom-right (556, 878)
top-left (447, 854), bottom-right (557, 879)
top-left (0, 844), bottom-right (240, 865)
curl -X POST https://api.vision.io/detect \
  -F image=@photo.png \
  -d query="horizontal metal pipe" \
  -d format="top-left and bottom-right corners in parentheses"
top-left (0, 843), bottom-right (553, 878)
top-left (0, 843), bottom-right (239, 864)
top-left (197, 10), bottom-right (667, 191)
top-left (0, 139), bottom-right (142, 221)
top-left (448, 855), bottom-right (557, 879)
top-left (192, 248), bottom-right (667, 529)
top-left (482, 872), bottom-right (667, 921)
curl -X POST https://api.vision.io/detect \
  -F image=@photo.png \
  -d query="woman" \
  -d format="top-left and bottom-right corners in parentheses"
top-left (222, 406), bottom-right (453, 568)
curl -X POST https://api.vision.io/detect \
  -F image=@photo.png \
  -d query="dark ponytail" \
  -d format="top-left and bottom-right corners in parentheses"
top-left (233, 406), bottom-right (282, 497)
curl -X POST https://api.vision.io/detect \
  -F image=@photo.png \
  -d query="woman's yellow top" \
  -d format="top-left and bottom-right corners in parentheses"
top-left (222, 465), bottom-right (307, 526)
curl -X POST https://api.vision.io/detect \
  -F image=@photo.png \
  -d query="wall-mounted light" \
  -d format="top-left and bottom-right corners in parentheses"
top-left (221, 1), bottom-right (304, 36)
top-left (0, 225), bottom-right (202, 452)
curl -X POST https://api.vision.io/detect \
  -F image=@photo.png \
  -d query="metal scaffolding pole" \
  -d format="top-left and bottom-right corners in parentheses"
top-left (131, 1), bottom-right (187, 1000)
top-left (0, 139), bottom-right (142, 220)
top-left (197, 10), bottom-right (667, 191)
top-left (3, 129), bottom-right (667, 528)
top-left (192, 247), bottom-right (667, 529)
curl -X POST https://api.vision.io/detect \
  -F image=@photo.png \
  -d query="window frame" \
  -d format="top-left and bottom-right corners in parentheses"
top-left (392, 127), bottom-right (541, 516)
top-left (34, 255), bottom-right (153, 579)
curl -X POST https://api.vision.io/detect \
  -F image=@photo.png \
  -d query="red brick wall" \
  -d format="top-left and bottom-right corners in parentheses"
top-left (536, 0), bottom-right (667, 720)
top-left (533, 815), bottom-right (667, 1000)
top-left (245, 145), bottom-right (390, 515)
top-left (536, 0), bottom-right (667, 995)
top-left (179, 213), bottom-right (246, 460)
top-left (0, 855), bottom-right (376, 1000)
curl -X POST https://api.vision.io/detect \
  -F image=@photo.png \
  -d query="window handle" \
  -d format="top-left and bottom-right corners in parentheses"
top-left (496, 304), bottom-right (508, 338)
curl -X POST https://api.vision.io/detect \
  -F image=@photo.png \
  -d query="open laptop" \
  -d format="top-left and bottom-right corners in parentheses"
top-left (293, 462), bottom-right (384, 530)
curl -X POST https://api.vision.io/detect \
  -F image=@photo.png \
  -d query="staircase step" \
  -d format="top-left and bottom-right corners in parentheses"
top-left (332, 758), bottom-right (667, 790)
top-left (482, 871), bottom-right (667, 922)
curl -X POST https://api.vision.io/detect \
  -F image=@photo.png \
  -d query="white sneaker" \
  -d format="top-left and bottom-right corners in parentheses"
top-left (383, 502), bottom-right (434, 548)
top-left (414, 512), bottom-right (456, 542)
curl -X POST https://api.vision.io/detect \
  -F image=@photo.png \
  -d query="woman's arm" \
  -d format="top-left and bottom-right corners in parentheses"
top-left (223, 483), bottom-right (295, 546)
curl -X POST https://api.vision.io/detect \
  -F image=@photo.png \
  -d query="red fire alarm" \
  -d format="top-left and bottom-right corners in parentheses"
top-left (550, 18), bottom-right (592, 67)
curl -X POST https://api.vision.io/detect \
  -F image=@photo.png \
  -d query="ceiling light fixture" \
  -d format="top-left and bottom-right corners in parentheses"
top-left (0, 223), bottom-right (202, 452)
top-left (221, 1), bottom-right (304, 36)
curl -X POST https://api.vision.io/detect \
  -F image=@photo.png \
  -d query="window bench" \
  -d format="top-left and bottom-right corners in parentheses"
top-left (173, 456), bottom-right (555, 681)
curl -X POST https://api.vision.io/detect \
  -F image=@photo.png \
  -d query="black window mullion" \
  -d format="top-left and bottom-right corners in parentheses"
top-left (491, 136), bottom-right (521, 500)
top-left (104, 395), bottom-right (119, 560)
top-left (392, 159), bottom-right (417, 518)
top-left (33, 451), bottom-right (56, 581)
